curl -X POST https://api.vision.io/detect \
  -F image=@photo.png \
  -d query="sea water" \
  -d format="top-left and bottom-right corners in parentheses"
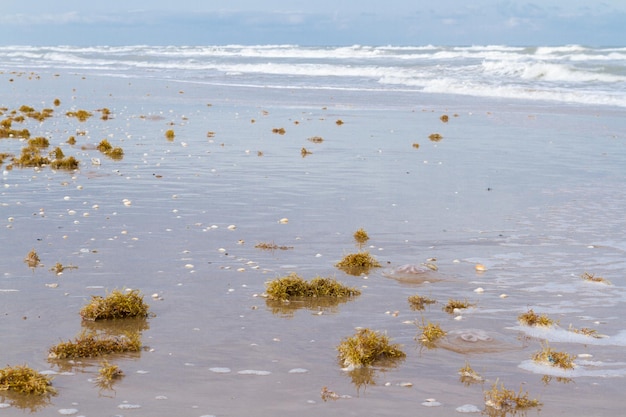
top-left (1, 44), bottom-right (625, 416)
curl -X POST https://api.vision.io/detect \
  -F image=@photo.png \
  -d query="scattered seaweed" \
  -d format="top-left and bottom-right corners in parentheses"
top-left (443, 298), bottom-right (476, 314)
top-left (353, 228), bottom-right (369, 249)
top-left (337, 328), bottom-right (406, 369)
top-left (412, 143), bottom-right (420, 149)
top-left (254, 241), bottom-right (293, 250)
top-left (321, 386), bottom-right (350, 401)
top-left (0, 152), bottom-right (12, 166)
top-left (458, 362), bottom-right (484, 385)
top-left (308, 136), bottom-right (324, 143)
top-left (335, 252), bottom-right (381, 276)
top-left (407, 294), bottom-right (437, 311)
top-left (517, 309), bottom-right (554, 327)
top-left (416, 319), bottom-right (446, 348)
top-left (429, 133), bottom-right (443, 141)
top-left (265, 273), bottom-right (361, 301)
top-left (66, 109), bottom-right (92, 122)
top-left (95, 360), bottom-right (124, 390)
top-left (48, 330), bottom-right (142, 359)
top-left (335, 119), bottom-right (344, 125)
top-left (97, 139), bottom-right (124, 160)
top-left (28, 137), bottom-right (50, 148)
top-left (0, 365), bottom-right (55, 395)
top-left (484, 381), bottom-right (541, 414)
top-left (581, 272), bottom-right (611, 285)
top-left (24, 249), bottom-right (41, 269)
top-left (300, 147), bottom-right (312, 157)
top-left (440, 114), bottom-right (449, 123)
top-left (80, 289), bottom-right (150, 321)
top-left (14, 145), bottom-right (50, 167)
top-left (532, 344), bottom-right (575, 370)
top-left (50, 148), bottom-right (79, 170)
top-left (568, 325), bottom-right (603, 338)
top-left (97, 139), bottom-right (113, 153)
top-left (49, 262), bottom-right (78, 274)
top-left (272, 127), bottom-right (286, 135)
top-left (98, 108), bottom-right (111, 120)
top-left (165, 129), bottom-right (175, 140)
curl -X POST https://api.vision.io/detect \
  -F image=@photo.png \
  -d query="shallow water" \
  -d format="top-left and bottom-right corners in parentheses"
top-left (1, 69), bottom-right (626, 416)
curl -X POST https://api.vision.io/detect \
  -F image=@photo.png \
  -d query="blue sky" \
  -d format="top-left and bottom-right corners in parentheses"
top-left (1, 0), bottom-right (624, 46)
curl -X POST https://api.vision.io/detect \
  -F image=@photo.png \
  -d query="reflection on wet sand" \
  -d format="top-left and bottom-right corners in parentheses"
top-left (383, 264), bottom-right (444, 285)
top-left (435, 329), bottom-right (521, 354)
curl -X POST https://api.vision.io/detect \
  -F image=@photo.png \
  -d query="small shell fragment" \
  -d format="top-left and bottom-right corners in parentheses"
top-left (473, 287), bottom-right (485, 293)
top-left (227, 224), bottom-right (237, 230)
top-left (278, 218), bottom-right (289, 224)
top-left (475, 264), bottom-right (487, 272)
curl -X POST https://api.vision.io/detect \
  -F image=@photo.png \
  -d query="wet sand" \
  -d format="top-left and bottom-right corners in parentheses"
top-left (2, 70), bottom-right (626, 416)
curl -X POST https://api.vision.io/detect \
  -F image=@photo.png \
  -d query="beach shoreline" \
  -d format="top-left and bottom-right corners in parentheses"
top-left (1, 66), bottom-right (626, 416)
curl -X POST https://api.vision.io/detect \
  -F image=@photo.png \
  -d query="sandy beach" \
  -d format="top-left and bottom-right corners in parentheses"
top-left (2, 68), bottom-right (626, 416)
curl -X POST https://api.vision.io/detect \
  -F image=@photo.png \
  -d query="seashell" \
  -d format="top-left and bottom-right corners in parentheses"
top-left (278, 218), bottom-right (289, 224)
top-left (475, 263), bottom-right (487, 272)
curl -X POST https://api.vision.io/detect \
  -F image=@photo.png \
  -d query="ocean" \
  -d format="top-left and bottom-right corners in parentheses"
top-left (2, 44), bottom-right (626, 107)
top-left (1, 44), bottom-right (626, 416)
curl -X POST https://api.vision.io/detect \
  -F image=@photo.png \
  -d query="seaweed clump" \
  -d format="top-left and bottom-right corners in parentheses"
top-left (24, 249), bottom-right (41, 268)
top-left (97, 139), bottom-right (124, 160)
top-left (66, 109), bottom-right (92, 122)
top-left (49, 147), bottom-right (79, 170)
top-left (532, 344), bottom-right (575, 370)
top-left (416, 320), bottom-right (446, 348)
top-left (484, 381), bottom-right (541, 414)
top-left (407, 294), bottom-right (437, 311)
top-left (50, 262), bottom-right (78, 274)
top-left (48, 330), bottom-right (142, 359)
top-left (337, 328), bottom-right (405, 369)
top-left (443, 298), bottom-right (476, 314)
top-left (0, 364), bottom-right (55, 395)
top-left (353, 228), bottom-right (369, 249)
top-left (336, 252), bottom-right (381, 276)
top-left (95, 360), bottom-right (124, 390)
top-left (518, 309), bottom-right (554, 327)
top-left (80, 289), bottom-right (150, 321)
top-left (336, 229), bottom-right (381, 275)
top-left (429, 133), bottom-right (443, 141)
top-left (254, 241), bottom-right (293, 250)
top-left (14, 144), bottom-right (50, 167)
top-left (581, 272), bottom-right (611, 285)
top-left (265, 273), bottom-right (361, 302)
top-left (458, 362), bottom-right (484, 385)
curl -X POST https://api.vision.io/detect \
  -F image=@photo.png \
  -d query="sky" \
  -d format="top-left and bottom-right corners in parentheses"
top-left (1, 0), bottom-right (625, 46)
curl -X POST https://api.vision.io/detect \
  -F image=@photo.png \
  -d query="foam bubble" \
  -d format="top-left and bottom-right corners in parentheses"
top-left (209, 367), bottom-right (231, 374)
top-left (237, 370), bottom-right (271, 376)
top-left (456, 404), bottom-right (481, 413)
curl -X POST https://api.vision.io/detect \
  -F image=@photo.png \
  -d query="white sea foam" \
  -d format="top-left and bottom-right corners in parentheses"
top-left (237, 369), bottom-right (271, 375)
top-left (509, 325), bottom-right (626, 346)
top-left (519, 359), bottom-right (626, 378)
